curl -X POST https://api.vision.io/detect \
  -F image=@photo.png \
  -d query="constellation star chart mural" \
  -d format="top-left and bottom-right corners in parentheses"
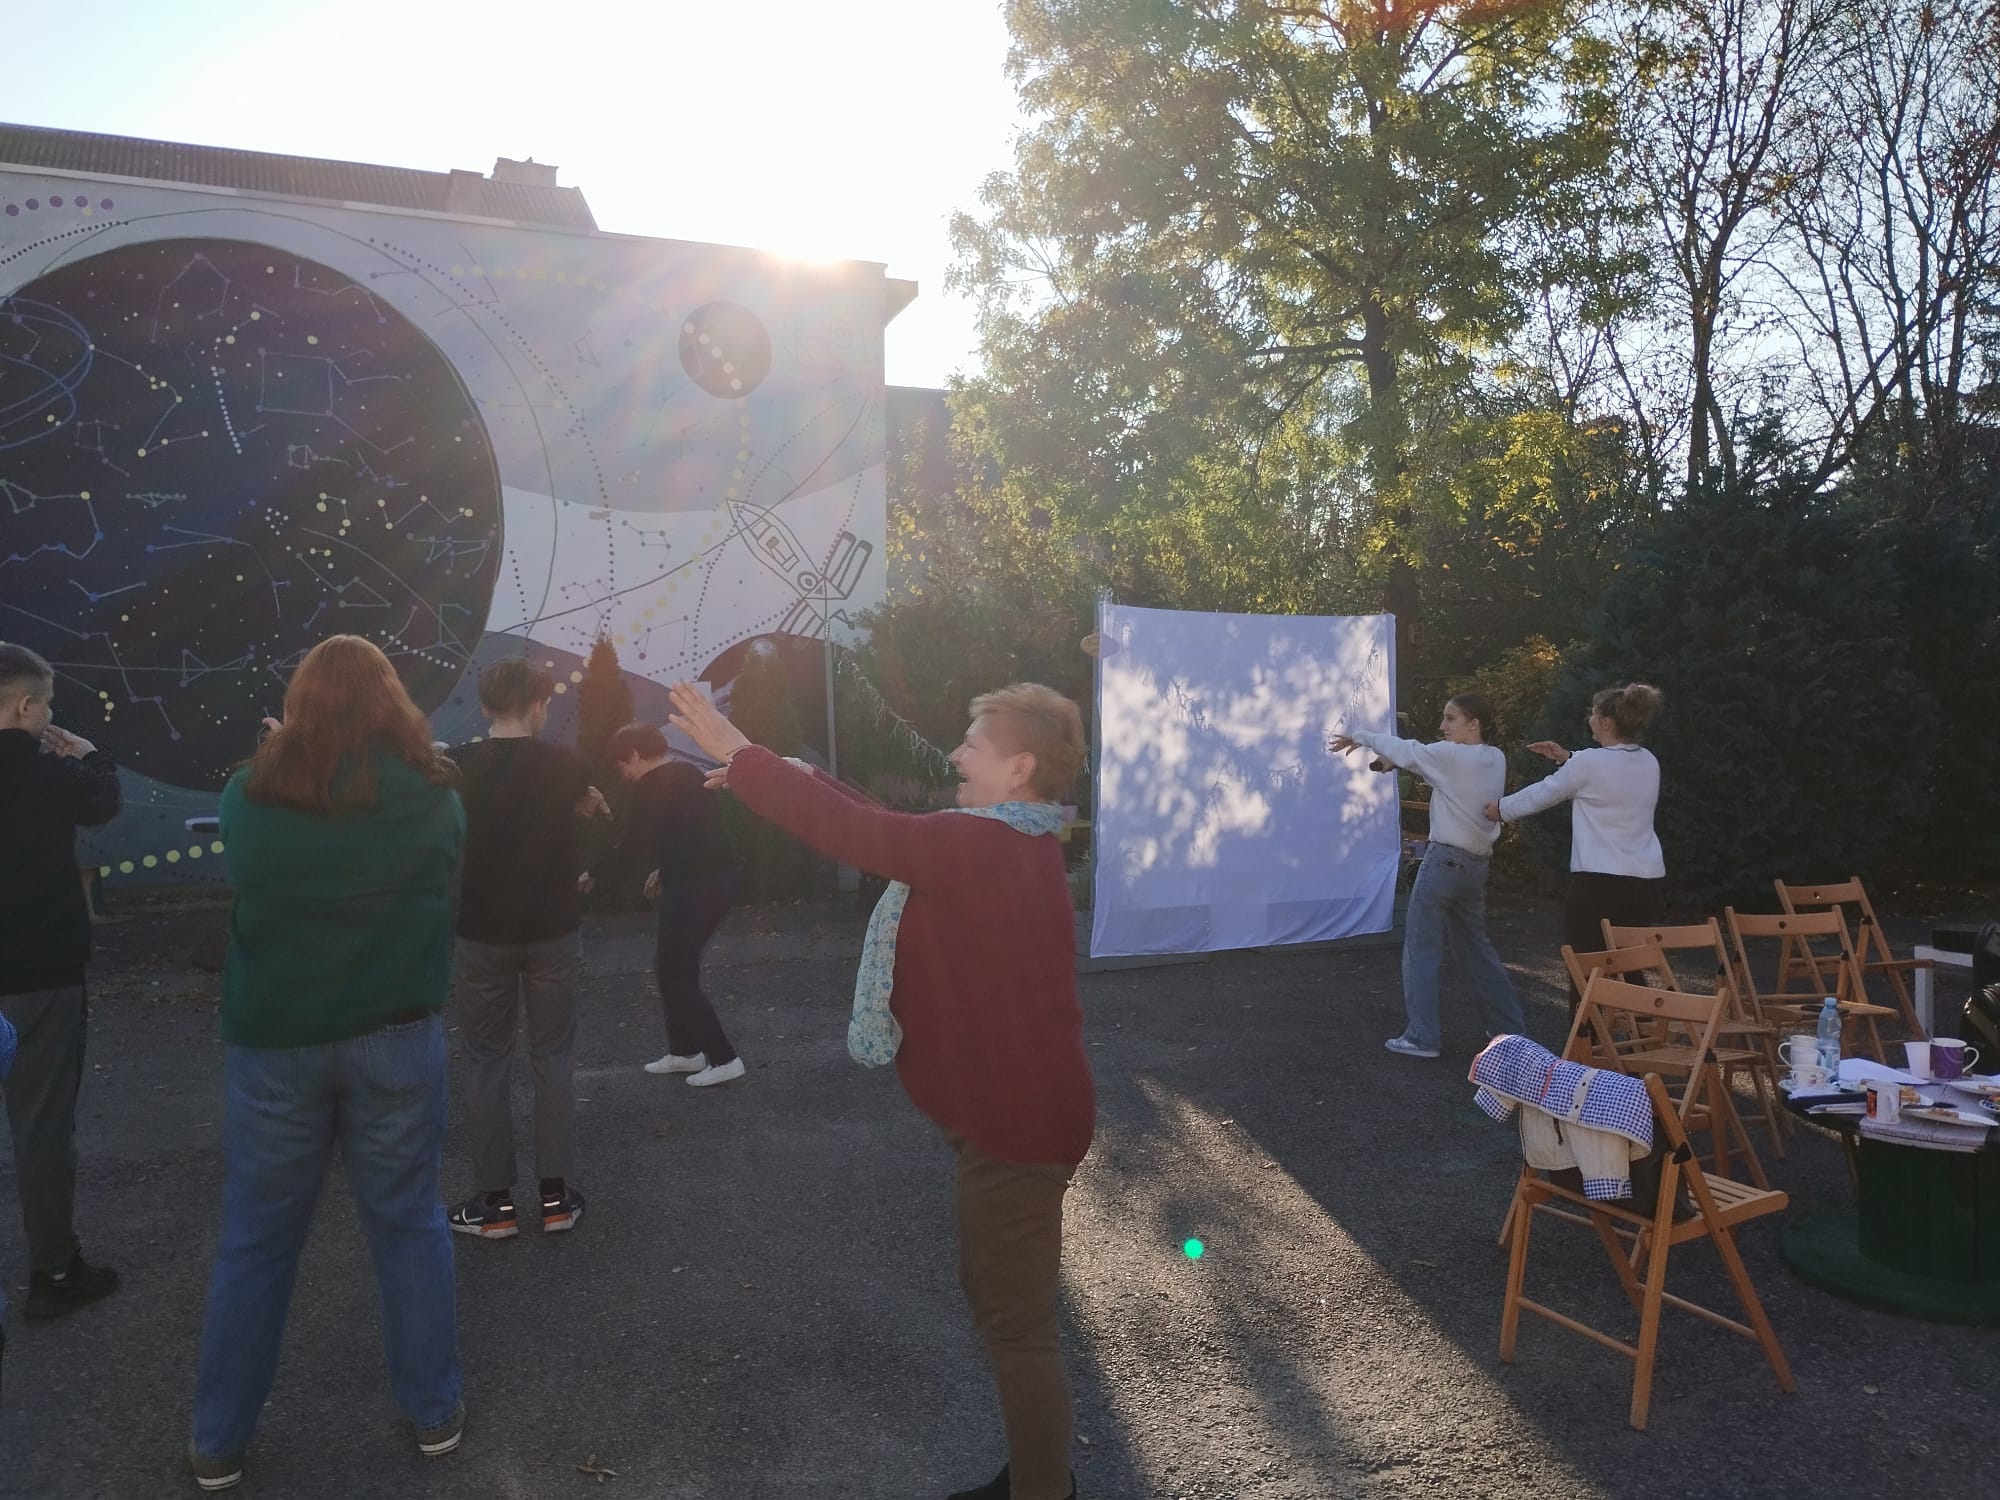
top-left (1, 238), bottom-right (501, 787)
top-left (1, 174), bottom-right (890, 877)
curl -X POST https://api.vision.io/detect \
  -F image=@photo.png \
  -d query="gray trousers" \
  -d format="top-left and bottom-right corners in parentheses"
top-left (0, 985), bottom-right (88, 1274)
top-left (453, 934), bottom-right (581, 1193)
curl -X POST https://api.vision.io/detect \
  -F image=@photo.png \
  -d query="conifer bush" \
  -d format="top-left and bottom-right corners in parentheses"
top-left (1518, 482), bottom-right (1937, 908)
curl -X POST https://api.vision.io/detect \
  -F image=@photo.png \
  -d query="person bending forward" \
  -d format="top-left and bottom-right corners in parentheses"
top-left (604, 722), bottom-right (745, 1088)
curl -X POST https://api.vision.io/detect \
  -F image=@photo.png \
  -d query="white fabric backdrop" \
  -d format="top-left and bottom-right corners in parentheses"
top-left (1089, 603), bottom-right (1400, 958)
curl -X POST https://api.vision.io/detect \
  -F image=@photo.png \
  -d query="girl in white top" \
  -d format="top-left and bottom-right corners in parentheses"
top-left (1484, 682), bottom-right (1666, 1005)
top-left (1330, 694), bottom-right (1524, 1059)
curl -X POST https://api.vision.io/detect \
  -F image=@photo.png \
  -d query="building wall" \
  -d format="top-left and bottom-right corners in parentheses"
top-left (0, 173), bottom-right (887, 878)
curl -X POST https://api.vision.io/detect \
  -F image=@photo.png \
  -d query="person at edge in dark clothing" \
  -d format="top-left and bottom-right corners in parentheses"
top-left (444, 657), bottom-right (610, 1241)
top-left (0, 640), bottom-right (123, 1333)
top-left (602, 720), bottom-right (745, 1088)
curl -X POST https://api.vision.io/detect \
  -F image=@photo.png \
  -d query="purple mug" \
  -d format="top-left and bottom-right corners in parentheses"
top-left (1931, 1037), bottom-right (1980, 1081)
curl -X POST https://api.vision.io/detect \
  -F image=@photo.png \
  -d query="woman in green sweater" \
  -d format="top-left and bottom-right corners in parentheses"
top-left (187, 635), bottom-right (466, 1493)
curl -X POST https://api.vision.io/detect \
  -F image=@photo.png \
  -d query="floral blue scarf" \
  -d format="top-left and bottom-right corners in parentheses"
top-left (848, 799), bottom-right (1066, 1066)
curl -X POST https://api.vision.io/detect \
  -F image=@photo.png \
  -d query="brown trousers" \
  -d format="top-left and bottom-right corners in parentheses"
top-left (951, 1137), bottom-right (1076, 1500)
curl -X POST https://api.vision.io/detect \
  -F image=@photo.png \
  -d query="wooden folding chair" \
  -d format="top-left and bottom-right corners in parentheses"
top-left (1604, 918), bottom-right (1788, 1156)
top-left (1774, 877), bottom-right (1929, 1037)
top-left (1724, 907), bottom-right (1893, 1063)
top-left (1497, 978), bottom-right (1794, 1430)
top-left (1560, 944), bottom-right (1768, 1188)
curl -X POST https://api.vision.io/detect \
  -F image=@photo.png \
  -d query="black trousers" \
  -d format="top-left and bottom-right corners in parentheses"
top-left (0, 984), bottom-right (88, 1274)
top-left (652, 870), bottom-right (741, 1066)
top-left (1564, 872), bottom-right (1666, 1006)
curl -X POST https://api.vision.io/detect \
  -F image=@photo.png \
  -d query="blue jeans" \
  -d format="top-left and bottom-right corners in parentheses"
top-left (191, 1017), bottom-right (460, 1459)
top-left (1400, 843), bottom-right (1525, 1051)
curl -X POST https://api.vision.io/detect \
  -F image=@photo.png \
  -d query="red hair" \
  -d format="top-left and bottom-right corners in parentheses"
top-left (245, 635), bottom-right (457, 813)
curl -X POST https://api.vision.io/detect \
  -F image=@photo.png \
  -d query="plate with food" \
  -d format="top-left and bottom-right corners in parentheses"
top-left (1900, 1105), bottom-right (1994, 1127)
top-left (1945, 1076), bottom-right (2000, 1101)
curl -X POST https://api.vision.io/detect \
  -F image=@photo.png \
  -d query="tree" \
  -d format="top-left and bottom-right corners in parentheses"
top-left (952, 0), bottom-right (1630, 693)
top-left (729, 641), bottom-right (804, 756)
top-left (574, 635), bottom-right (634, 771)
top-left (1611, 0), bottom-right (1850, 492)
top-left (1607, 0), bottom-right (2000, 494)
top-left (723, 642), bottom-right (816, 901)
top-left (1776, 0), bottom-right (2000, 490)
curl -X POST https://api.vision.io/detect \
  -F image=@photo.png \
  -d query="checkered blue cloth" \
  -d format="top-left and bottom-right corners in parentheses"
top-left (1470, 1034), bottom-right (1655, 1198)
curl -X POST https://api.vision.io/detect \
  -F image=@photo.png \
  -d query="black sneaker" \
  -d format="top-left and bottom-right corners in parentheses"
top-left (946, 1466), bottom-right (1076, 1500)
top-left (25, 1253), bottom-right (119, 1319)
top-left (415, 1402), bottom-right (465, 1457)
top-left (541, 1183), bottom-right (585, 1234)
top-left (187, 1441), bottom-right (245, 1492)
top-left (447, 1191), bottom-right (519, 1240)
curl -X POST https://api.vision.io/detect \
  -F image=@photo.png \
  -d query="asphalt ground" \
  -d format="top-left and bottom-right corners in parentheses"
top-left (1, 894), bottom-right (1993, 1499)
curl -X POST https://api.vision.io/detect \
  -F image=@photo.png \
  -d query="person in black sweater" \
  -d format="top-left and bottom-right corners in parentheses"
top-left (445, 658), bottom-right (608, 1240)
top-left (0, 642), bottom-right (122, 1320)
top-left (604, 722), bottom-right (744, 1088)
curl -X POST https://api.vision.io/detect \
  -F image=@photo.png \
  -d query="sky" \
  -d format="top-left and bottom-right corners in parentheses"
top-left (4, 0), bottom-right (1027, 389)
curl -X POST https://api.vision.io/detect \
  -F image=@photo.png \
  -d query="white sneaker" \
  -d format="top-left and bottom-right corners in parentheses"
top-left (686, 1057), bottom-right (746, 1088)
top-left (644, 1052), bottom-right (706, 1075)
top-left (1384, 1035), bottom-right (1442, 1059)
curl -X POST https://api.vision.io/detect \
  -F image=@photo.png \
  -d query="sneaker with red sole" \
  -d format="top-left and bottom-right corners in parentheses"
top-left (447, 1191), bottom-right (519, 1239)
top-left (541, 1184), bottom-right (586, 1233)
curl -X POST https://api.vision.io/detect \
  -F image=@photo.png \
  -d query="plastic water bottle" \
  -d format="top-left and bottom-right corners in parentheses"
top-left (1816, 997), bottom-right (1843, 1084)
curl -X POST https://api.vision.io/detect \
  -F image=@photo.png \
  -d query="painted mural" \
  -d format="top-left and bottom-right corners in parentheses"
top-left (0, 177), bottom-right (888, 878)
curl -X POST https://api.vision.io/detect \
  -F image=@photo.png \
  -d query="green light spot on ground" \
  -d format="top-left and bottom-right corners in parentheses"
top-left (1183, 1238), bottom-right (1205, 1260)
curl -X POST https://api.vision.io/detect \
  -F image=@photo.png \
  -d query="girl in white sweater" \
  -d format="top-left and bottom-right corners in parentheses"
top-left (1330, 693), bottom-right (1525, 1059)
top-left (1483, 682), bottom-right (1666, 1005)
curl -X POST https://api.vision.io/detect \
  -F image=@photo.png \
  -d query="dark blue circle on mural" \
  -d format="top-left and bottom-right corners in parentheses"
top-left (0, 239), bottom-right (501, 789)
top-left (678, 301), bottom-right (771, 398)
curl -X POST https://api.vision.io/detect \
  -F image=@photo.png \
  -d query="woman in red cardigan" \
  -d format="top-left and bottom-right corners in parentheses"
top-left (668, 679), bottom-right (1092, 1500)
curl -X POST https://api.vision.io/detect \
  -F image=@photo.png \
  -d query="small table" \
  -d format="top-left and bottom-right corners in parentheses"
top-left (1911, 944), bottom-right (1973, 1035)
top-left (1778, 1092), bottom-right (2000, 1325)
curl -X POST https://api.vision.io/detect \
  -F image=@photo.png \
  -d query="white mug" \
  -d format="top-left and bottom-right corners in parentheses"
top-left (1778, 1036), bottom-right (1829, 1091)
top-left (1865, 1078), bottom-right (1903, 1123)
top-left (1903, 1040), bottom-right (1933, 1080)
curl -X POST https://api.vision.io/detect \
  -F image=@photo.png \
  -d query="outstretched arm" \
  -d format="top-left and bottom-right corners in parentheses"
top-left (1496, 755), bottom-right (1584, 824)
top-left (670, 683), bottom-right (961, 888)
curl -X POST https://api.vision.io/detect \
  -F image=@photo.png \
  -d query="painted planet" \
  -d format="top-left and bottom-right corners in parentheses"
top-left (678, 300), bottom-right (772, 399)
